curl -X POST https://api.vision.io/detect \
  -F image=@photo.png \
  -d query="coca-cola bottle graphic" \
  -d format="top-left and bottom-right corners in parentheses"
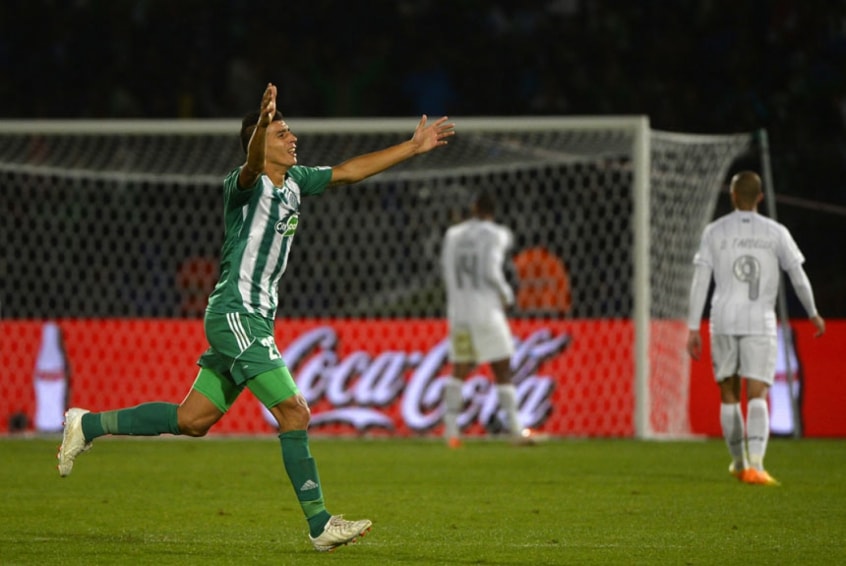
top-left (33, 321), bottom-right (70, 433)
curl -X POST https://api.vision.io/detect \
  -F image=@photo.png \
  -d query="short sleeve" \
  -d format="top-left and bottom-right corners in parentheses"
top-left (288, 165), bottom-right (332, 196)
top-left (223, 166), bottom-right (257, 209)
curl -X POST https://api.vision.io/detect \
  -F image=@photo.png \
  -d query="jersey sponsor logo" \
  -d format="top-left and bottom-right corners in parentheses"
top-left (275, 215), bottom-right (299, 237)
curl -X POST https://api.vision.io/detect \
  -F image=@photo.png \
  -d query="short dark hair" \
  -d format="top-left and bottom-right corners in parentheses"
top-left (730, 170), bottom-right (762, 206)
top-left (240, 110), bottom-right (283, 153)
top-left (473, 191), bottom-right (496, 216)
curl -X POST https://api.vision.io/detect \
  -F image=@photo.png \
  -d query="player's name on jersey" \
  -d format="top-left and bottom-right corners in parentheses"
top-left (722, 237), bottom-right (776, 250)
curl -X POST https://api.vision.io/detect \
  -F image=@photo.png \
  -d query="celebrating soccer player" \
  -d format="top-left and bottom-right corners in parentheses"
top-left (57, 83), bottom-right (455, 552)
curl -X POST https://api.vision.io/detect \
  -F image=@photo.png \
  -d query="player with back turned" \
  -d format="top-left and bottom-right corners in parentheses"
top-left (440, 191), bottom-right (537, 447)
top-left (57, 83), bottom-right (455, 552)
top-left (686, 171), bottom-right (824, 486)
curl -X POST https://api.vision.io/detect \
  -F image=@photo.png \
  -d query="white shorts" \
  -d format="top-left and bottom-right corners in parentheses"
top-left (710, 334), bottom-right (778, 385)
top-left (448, 318), bottom-right (514, 364)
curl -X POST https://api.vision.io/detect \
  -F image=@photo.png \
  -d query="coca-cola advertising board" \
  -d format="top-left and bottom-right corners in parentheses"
top-left (1, 318), bottom-right (844, 436)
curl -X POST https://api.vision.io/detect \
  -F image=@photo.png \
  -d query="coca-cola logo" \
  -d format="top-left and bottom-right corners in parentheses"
top-left (261, 325), bottom-right (570, 434)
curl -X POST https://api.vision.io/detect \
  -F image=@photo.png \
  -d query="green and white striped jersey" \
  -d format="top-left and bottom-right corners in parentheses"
top-left (206, 165), bottom-right (332, 319)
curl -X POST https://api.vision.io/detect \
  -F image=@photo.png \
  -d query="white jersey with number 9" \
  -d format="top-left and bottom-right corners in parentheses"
top-left (693, 210), bottom-right (805, 336)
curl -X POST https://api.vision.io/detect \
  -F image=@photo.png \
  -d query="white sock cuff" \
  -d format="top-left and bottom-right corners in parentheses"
top-left (720, 402), bottom-right (740, 415)
top-left (748, 398), bottom-right (768, 412)
top-left (445, 377), bottom-right (464, 413)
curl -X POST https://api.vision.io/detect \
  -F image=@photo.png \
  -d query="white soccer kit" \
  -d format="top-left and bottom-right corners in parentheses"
top-left (688, 210), bottom-right (807, 382)
top-left (691, 210), bottom-right (805, 337)
top-left (441, 218), bottom-right (515, 363)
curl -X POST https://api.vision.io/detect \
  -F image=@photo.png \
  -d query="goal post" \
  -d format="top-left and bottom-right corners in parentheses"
top-left (645, 129), bottom-right (758, 437)
top-left (0, 116), bottom-right (758, 438)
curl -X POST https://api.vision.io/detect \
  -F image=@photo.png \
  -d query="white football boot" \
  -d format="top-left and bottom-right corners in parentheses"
top-left (309, 515), bottom-right (372, 552)
top-left (57, 408), bottom-right (92, 477)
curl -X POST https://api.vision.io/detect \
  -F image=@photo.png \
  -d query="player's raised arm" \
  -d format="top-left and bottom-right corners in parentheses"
top-left (239, 83), bottom-right (277, 189)
top-left (329, 115), bottom-right (455, 186)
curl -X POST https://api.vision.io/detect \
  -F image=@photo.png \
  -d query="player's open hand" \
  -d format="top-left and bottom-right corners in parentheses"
top-left (811, 314), bottom-right (825, 338)
top-left (411, 115), bottom-right (456, 154)
top-left (686, 330), bottom-right (702, 360)
top-left (258, 83), bottom-right (277, 127)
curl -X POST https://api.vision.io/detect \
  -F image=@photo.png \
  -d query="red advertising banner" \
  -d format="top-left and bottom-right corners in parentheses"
top-left (2, 318), bottom-right (844, 437)
top-left (687, 319), bottom-right (846, 437)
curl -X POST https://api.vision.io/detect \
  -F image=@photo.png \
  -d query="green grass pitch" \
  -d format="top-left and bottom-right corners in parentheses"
top-left (1, 436), bottom-right (845, 565)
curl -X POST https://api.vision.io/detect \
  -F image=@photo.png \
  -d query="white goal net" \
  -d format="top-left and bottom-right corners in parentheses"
top-left (0, 117), bottom-right (756, 438)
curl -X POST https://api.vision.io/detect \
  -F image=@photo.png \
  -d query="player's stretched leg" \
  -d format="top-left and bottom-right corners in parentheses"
top-left (59, 403), bottom-right (182, 477)
top-left (249, 368), bottom-right (371, 552)
top-left (58, 368), bottom-right (233, 477)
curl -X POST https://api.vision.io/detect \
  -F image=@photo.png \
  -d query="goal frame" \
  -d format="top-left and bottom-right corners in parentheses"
top-left (0, 115), bottom-right (655, 438)
top-left (4, 116), bottom-right (782, 439)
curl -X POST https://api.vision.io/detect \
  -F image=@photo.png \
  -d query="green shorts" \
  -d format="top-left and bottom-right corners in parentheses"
top-left (198, 312), bottom-right (287, 385)
top-left (195, 312), bottom-right (299, 412)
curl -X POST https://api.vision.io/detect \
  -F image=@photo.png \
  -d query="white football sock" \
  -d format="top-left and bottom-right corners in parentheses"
top-left (746, 398), bottom-right (770, 471)
top-left (496, 384), bottom-right (522, 435)
top-left (721, 402), bottom-right (747, 469)
top-left (443, 377), bottom-right (463, 439)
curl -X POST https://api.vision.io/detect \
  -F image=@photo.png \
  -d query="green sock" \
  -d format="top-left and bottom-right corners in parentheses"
top-left (279, 430), bottom-right (331, 537)
top-left (81, 402), bottom-right (180, 441)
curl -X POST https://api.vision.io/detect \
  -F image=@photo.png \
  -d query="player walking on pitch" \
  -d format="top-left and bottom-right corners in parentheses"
top-left (58, 83), bottom-right (455, 551)
top-left (440, 191), bottom-right (536, 447)
top-left (686, 171), bottom-right (824, 486)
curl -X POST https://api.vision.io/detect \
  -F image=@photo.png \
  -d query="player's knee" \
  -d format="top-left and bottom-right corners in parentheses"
top-left (288, 395), bottom-right (312, 428)
top-left (177, 415), bottom-right (214, 437)
top-left (273, 394), bottom-right (311, 431)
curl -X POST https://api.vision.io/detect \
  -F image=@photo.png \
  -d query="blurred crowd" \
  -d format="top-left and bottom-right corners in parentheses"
top-left (2, 3), bottom-right (843, 126)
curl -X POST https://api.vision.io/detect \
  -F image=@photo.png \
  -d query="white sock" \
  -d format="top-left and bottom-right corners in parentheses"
top-left (720, 403), bottom-right (747, 470)
top-left (496, 384), bottom-right (521, 435)
top-left (747, 398), bottom-right (770, 471)
top-left (443, 377), bottom-right (464, 439)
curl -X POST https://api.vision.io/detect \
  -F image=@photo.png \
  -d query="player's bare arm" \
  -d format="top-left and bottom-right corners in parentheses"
top-left (239, 83), bottom-right (277, 189)
top-left (329, 115), bottom-right (455, 186)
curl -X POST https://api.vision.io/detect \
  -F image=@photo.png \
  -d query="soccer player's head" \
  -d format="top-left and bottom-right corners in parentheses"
top-left (730, 170), bottom-right (763, 210)
top-left (471, 191), bottom-right (496, 218)
top-left (240, 110), bottom-right (284, 154)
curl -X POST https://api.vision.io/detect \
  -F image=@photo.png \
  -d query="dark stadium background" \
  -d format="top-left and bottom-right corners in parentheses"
top-left (2, 0), bottom-right (844, 317)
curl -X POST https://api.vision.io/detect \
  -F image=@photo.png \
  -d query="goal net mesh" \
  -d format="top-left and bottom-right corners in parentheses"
top-left (0, 118), bottom-right (754, 437)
